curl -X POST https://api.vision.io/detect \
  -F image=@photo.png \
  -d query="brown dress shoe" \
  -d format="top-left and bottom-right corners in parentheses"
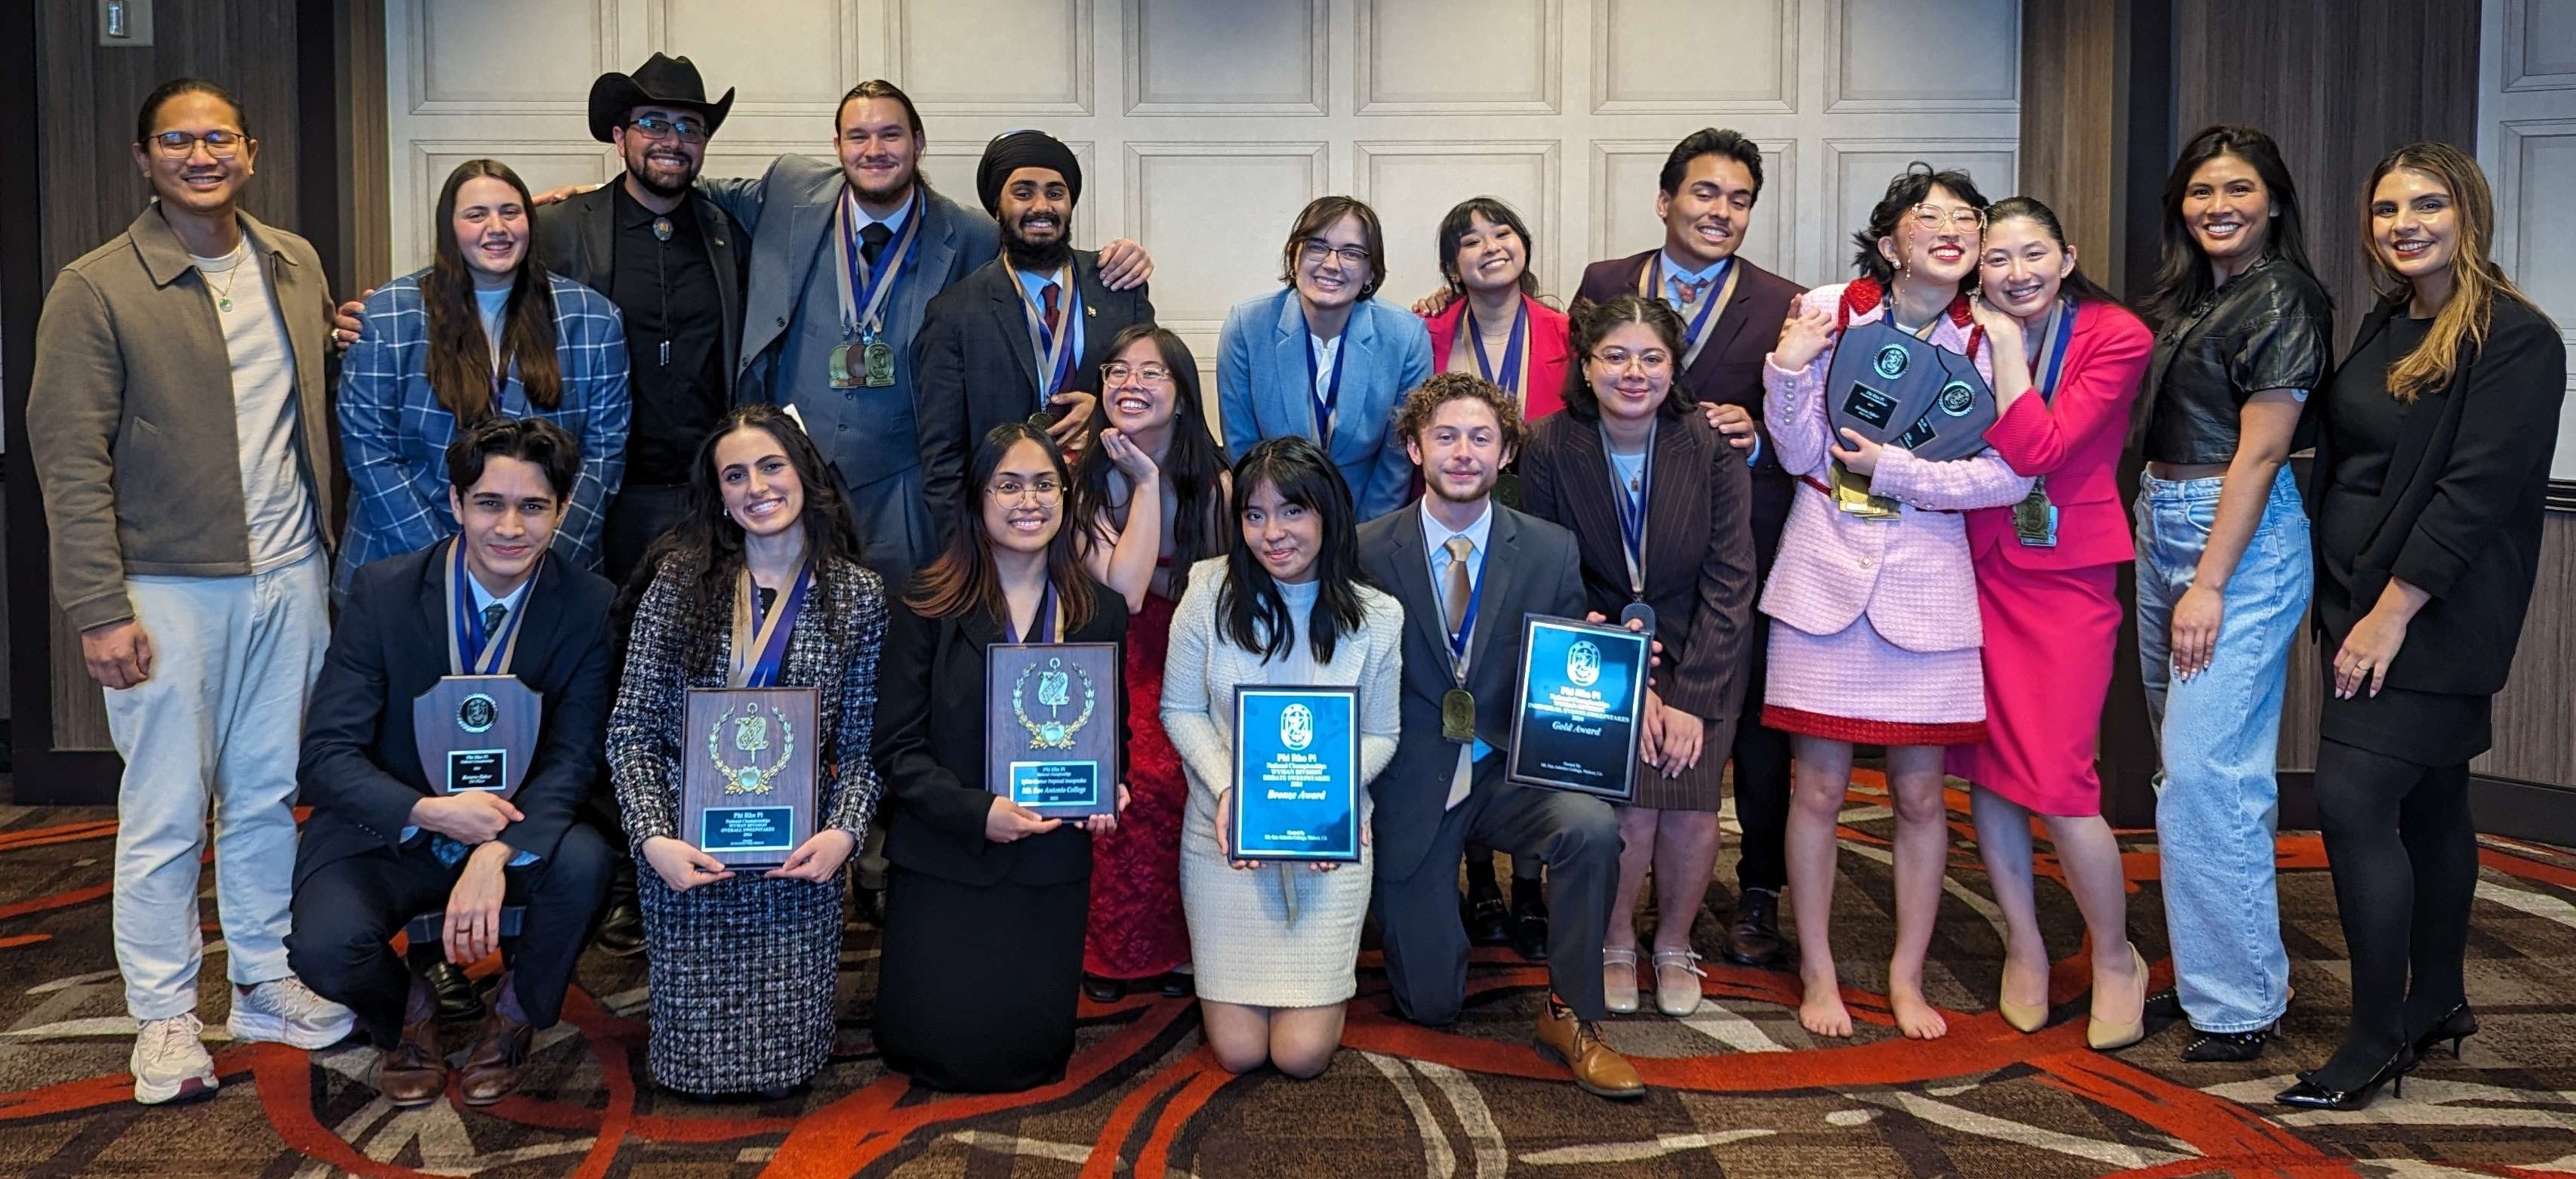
top-left (458, 1006), bottom-right (535, 1106)
top-left (1534, 996), bottom-right (1646, 1100)
top-left (377, 1017), bottom-right (446, 1107)
top-left (1724, 888), bottom-right (1788, 968)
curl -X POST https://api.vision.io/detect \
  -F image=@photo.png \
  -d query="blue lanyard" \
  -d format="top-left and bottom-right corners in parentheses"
top-left (2033, 301), bottom-right (2076, 405)
top-left (1004, 580), bottom-right (1058, 644)
top-left (1602, 423), bottom-right (1655, 597)
top-left (1443, 541), bottom-right (1486, 668)
top-left (1303, 326), bottom-right (1348, 444)
top-left (741, 566), bottom-right (812, 689)
top-left (448, 538), bottom-right (531, 675)
top-left (1653, 256), bottom-right (1729, 352)
top-left (839, 188), bottom-right (923, 339)
top-left (1034, 282), bottom-right (1080, 398)
top-left (1466, 299), bottom-right (1529, 395)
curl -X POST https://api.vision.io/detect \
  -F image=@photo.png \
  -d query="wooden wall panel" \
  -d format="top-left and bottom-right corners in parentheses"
top-left (2015, 0), bottom-right (2120, 289)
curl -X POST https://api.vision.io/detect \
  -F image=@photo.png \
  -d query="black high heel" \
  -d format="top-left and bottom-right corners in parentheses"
top-left (2276, 1048), bottom-right (2417, 1112)
top-left (2410, 1004), bottom-right (2479, 1060)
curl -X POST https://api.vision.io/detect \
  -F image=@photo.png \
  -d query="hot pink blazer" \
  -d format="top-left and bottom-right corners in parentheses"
top-left (1758, 282), bottom-right (2033, 653)
top-left (1423, 294), bottom-right (1571, 421)
top-left (1965, 300), bottom-right (2153, 569)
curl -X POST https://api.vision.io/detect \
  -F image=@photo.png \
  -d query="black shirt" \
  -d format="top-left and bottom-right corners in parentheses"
top-left (2140, 255), bottom-right (2334, 465)
top-left (2317, 313), bottom-right (2429, 608)
top-left (610, 183), bottom-right (726, 486)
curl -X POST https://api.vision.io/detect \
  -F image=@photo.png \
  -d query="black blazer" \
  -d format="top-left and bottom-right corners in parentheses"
top-left (913, 252), bottom-right (1154, 538)
top-left (294, 543), bottom-right (618, 889)
top-left (1574, 250), bottom-right (1803, 560)
top-left (873, 579), bottom-right (1130, 887)
top-left (1355, 502), bottom-right (1585, 880)
top-left (537, 184), bottom-right (750, 393)
top-left (2306, 294), bottom-right (2567, 696)
top-left (1519, 409), bottom-right (1755, 741)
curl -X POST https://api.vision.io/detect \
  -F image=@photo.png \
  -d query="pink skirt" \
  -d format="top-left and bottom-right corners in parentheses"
top-left (1946, 561), bottom-right (2119, 816)
top-left (1761, 613), bottom-right (1986, 747)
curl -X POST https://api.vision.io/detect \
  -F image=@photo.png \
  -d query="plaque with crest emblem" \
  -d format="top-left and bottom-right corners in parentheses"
top-left (1229, 685), bottom-right (1360, 863)
top-left (984, 643), bottom-right (1120, 817)
top-left (413, 674), bottom-right (541, 799)
top-left (1823, 319), bottom-right (2000, 463)
top-left (681, 687), bottom-right (821, 870)
top-left (1506, 615), bottom-right (1648, 801)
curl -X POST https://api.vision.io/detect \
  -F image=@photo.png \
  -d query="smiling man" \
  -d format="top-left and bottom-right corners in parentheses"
top-left (913, 129), bottom-right (1153, 539)
top-left (29, 77), bottom-right (354, 1105)
top-left (288, 416), bottom-right (618, 1110)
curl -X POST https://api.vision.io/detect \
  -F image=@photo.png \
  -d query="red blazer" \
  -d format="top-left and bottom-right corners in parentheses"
top-left (1423, 294), bottom-right (1571, 421)
top-left (1967, 299), bottom-right (2153, 569)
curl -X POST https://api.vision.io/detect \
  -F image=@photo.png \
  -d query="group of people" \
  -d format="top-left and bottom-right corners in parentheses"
top-left (28, 52), bottom-right (2562, 1122)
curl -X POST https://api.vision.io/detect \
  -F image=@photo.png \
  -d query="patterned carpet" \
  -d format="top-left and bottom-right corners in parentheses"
top-left (2, 772), bottom-right (2574, 1177)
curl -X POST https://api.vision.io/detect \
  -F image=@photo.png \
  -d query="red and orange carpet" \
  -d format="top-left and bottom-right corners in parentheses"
top-left (2, 774), bottom-right (2573, 1177)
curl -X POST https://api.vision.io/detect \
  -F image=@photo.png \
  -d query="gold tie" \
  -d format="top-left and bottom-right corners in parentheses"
top-left (1443, 535), bottom-right (1474, 641)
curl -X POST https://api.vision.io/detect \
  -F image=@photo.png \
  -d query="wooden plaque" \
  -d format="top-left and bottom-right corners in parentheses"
top-left (412, 675), bottom-right (542, 799)
top-left (984, 642), bottom-right (1121, 817)
top-left (681, 687), bottom-right (821, 871)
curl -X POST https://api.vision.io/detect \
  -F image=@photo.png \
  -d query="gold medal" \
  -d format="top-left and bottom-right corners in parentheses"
top-left (2013, 477), bottom-right (2058, 547)
top-left (828, 342), bottom-right (859, 390)
top-left (862, 339), bottom-right (896, 387)
top-left (1442, 688), bottom-right (1476, 743)
top-left (1830, 460), bottom-right (1900, 520)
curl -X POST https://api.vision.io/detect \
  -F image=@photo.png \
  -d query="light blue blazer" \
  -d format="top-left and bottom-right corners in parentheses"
top-left (1216, 288), bottom-right (1432, 522)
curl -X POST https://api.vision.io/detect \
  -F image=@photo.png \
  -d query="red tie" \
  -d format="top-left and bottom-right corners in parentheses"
top-left (1041, 282), bottom-right (1061, 338)
top-left (1672, 276), bottom-right (1712, 307)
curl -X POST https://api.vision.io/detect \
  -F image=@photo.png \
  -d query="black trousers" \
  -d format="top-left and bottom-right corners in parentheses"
top-left (874, 865), bottom-right (1086, 1093)
top-left (1374, 761), bottom-right (1622, 1023)
top-left (595, 484), bottom-right (694, 907)
top-left (1728, 612), bottom-right (1793, 892)
top-left (286, 826), bottom-right (615, 1046)
top-left (2311, 737), bottom-right (2477, 1084)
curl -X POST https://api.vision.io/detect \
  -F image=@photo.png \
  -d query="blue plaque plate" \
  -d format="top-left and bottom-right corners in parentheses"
top-left (1230, 686), bottom-right (1361, 863)
top-left (1009, 760), bottom-right (1102, 810)
top-left (701, 806), bottom-right (798, 855)
top-left (1506, 616), bottom-right (1649, 800)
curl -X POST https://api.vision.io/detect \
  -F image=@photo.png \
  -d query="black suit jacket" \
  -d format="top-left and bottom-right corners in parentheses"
top-left (1518, 409), bottom-right (1755, 740)
top-left (2306, 295), bottom-right (2568, 696)
top-left (294, 543), bottom-right (618, 890)
top-left (873, 580), bottom-right (1130, 887)
top-left (1356, 502), bottom-right (1585, 879)
top-left (537, 184), bottom-right (750, 393)
top-left (1574, 250), bottom-right (1802, 564)
top-left (914, 252), bottom-right (1153, 537)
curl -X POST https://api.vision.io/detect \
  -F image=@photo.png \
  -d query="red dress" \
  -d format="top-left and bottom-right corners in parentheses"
top-left (1083, 585), bottom-right (1191, 979)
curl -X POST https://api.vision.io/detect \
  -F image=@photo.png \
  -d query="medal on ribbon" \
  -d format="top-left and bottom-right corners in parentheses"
top-left (830, 187), bottom-right (923, 390)
top-left (728, 563), bottom-right (814, 689)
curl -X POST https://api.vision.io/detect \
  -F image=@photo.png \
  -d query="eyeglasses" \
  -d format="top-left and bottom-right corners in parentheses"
top-left (1590, 347), bottom-right (1672, 372)
top-left (1909, 204), bottom-right (1986, 233)
top-left (1101, 362), bottom-right (1172, 384)
top-left (987, 477), bottom-right (1064, 505)
top-left (147, 130), bottom-right (245, 159)
top-left (1298, 239), bottom-right (1373, 267)
top-left (627, 115), bottom-right (710, 144)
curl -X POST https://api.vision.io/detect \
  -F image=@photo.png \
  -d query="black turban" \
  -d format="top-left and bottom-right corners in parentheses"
top-left (975, 130), bottom-right (1082, 217)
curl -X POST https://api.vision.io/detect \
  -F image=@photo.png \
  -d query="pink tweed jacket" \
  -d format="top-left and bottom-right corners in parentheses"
top-left (1758, 281), bottom-right (2034, 654)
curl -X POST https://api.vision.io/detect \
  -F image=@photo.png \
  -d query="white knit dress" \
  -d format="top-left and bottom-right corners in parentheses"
top-left (1163, 559), bottom-right (1404, 1008)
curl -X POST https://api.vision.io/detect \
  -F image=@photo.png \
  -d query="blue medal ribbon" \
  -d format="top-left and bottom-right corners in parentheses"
top-left (1302, 326), bottom-right (1348, 446)
top-left (1648, 255), bottom-right (1730, 359)
top-left (838, 188), bottom-right (923, 341)
top-left (1004, 580), bottom-right (1059, 644)
top-left (2032, 299), bottom-right (2076, 405)
top-left (733, 563), bottom-right (813, 689)
top-left (446, 536), bottom-right (534, 676)
top-left (1445, 545), bottom-right (1485, 672)
top-left (1466, 299), bottom-right (1530, 395)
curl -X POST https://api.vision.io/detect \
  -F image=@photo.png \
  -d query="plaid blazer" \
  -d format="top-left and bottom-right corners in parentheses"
top-left (336, 270), bottom-right (630, 590)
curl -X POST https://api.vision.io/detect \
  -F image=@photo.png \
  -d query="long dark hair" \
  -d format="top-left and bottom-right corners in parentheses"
top-left (2143, 125), bottom-right (2320, 328)
top-left (1221, 437), bottom-right (1368, 665)
top-left (626, 405), bottom-right (865, 667)
top-left (1561, 295), bottom-right (1693, 422)
top-left (1436, 197), bottom-right (1542, 300)
top-left (1983, 196), bottom-right (2122, 307)
top-left (1068, 324), bottom-right (1228, 583)
top-left (907, 422), bottom-right (1098, 632)
top-left (424, 159), bottom-right (563, 420)
top-left (1850, 162), bottom-right (1990, 287)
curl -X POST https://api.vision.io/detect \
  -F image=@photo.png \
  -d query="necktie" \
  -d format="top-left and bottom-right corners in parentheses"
top-left (1041, 281), bottom-right (1062, 336)
top-left (1442, 535), bottom-right (1474, 641)
top-left (482, 603), bottom-right (507, 635)
top-left (1671, 276), bottom-right (1712, 308)
top-left (859, 221), bottom-right (892, 267)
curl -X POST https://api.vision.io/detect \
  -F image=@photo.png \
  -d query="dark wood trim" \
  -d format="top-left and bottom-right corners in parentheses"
top-left (1, 0), bottom-right (121, 804)
top-left (295, 0), bottom-right (343, 298)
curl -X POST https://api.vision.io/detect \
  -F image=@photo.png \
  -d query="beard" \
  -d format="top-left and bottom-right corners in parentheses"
top-left (1002, 216), bottom-right (1074, 270)
top-left (624, 145), bottom-right (698, 199)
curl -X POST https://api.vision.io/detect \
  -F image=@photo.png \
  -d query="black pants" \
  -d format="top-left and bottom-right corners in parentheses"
top-left (1374, 762), bottom-right (1622, 1023)
top-left (286, 826), bottom-right (614, 1046)
top-left (874, 865), bottom-right (1086, 1093)
top-left (595, 484), bottom-right (694, 908)
top-left (2311, 738), bottom-right (2477, 1085)
top-left (1729, 612), bottom-right (1792, 892)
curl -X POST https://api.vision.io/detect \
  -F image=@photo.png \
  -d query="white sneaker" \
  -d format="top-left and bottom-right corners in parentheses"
top-left (131, 1014), bottom-right (218, 1104)
top-left (228, 977), bottom-right (356, 1049)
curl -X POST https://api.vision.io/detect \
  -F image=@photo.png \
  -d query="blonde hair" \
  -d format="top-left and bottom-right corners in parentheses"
top-left (2364, 141), bottom-right (2553, 403)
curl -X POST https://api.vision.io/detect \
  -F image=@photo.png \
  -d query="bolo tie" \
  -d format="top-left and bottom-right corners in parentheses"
top-left (652, 216), bottom-right (673, 365)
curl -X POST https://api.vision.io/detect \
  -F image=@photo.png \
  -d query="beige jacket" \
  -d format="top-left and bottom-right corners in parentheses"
top-left (28, 205), bottom-right (338, 630)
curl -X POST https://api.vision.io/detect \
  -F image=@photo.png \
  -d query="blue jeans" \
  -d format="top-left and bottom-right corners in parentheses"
top-left (2132, 466), bottom-right (2310, 1033)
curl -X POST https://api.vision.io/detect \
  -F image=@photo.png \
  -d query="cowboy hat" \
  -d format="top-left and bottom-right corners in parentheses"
top-left (587, 53), bottom-right (735, 144)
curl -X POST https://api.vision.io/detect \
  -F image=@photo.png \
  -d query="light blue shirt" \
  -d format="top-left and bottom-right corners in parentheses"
top-left (1421, 498), bottom-right (1495, 762)
top-left (1653, 252), bottom-right (1764, 468)
top-left (401, 565), bottom-right (540, 866)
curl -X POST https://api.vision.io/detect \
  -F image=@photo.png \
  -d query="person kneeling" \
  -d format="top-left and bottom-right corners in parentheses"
top-left (286, 417), bottom-right (618, 1106)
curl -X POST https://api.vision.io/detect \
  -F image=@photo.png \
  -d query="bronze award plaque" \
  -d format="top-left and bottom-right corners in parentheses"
top-left (412, 674), bottom-right (541, 799)
top-left (984, 642), bottom-right (1120, 818)
top-left (681, 687), bottom-right (821, 871)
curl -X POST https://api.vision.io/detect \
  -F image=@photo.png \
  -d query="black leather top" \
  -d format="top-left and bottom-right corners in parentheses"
top-left (2139, 255), bottom-right (2334, 465)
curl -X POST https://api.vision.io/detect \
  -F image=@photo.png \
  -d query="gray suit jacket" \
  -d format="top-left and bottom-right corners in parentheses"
top-left (702, 157), bottom-right (998, 489)
top-left (1355, 501), bottom-right (1585, 879)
